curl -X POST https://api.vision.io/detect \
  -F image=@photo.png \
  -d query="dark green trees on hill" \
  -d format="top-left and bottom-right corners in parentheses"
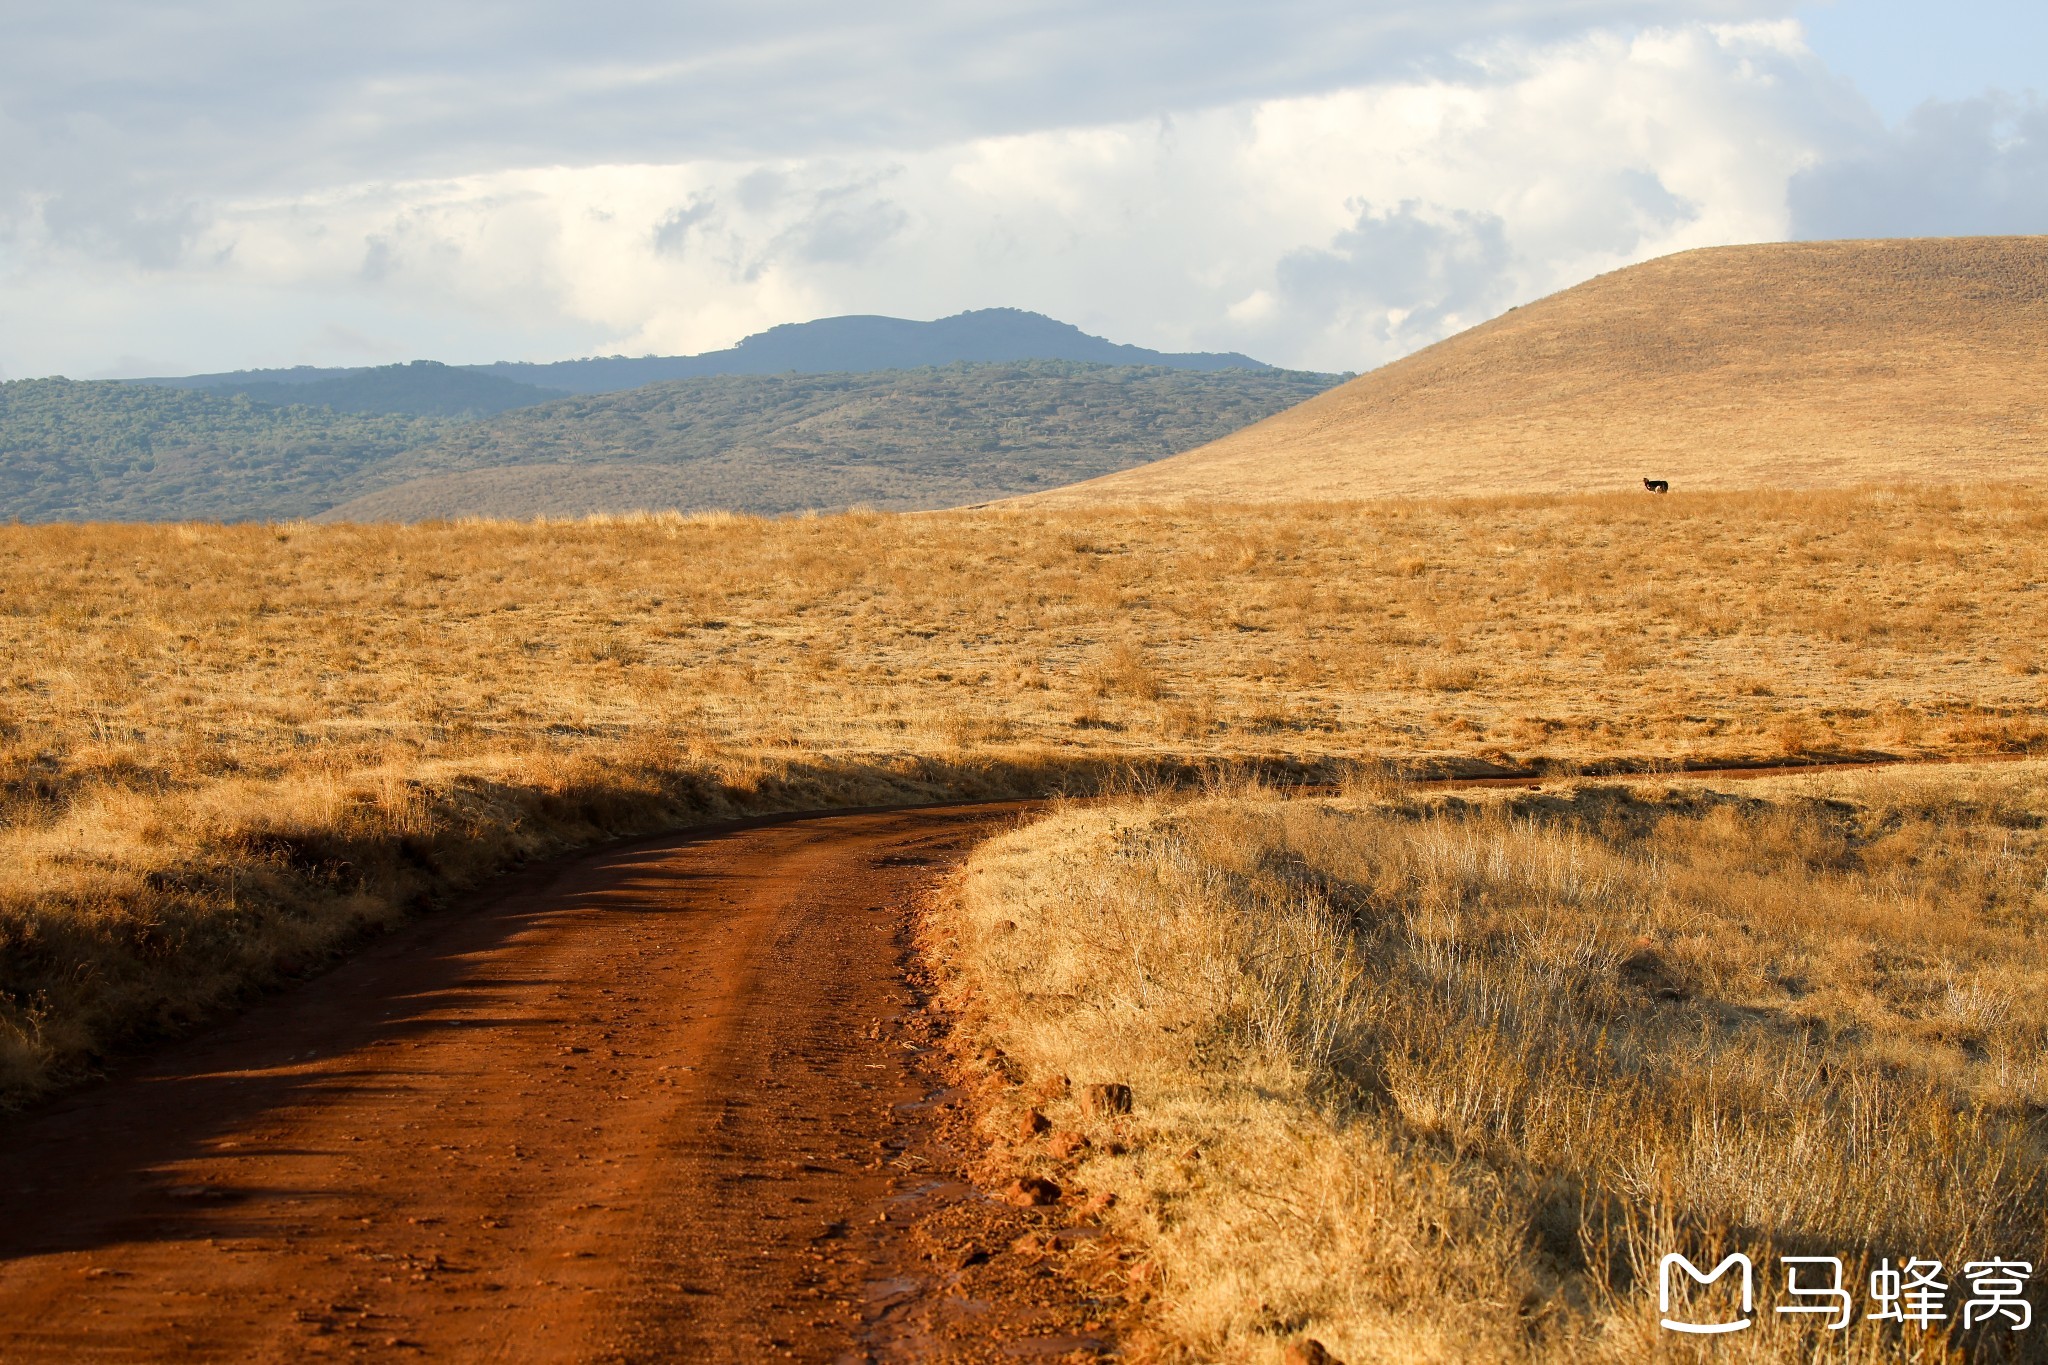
top-left (2, 362), bottom-right (1341, 523)
top-left (0, 380), bottom-right (458, 522)
top-left (221, 361), bottom-right (566, 417)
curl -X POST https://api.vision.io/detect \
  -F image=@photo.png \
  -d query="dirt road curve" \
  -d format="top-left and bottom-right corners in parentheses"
top-left (0, 802), bottom-right (1122, 1363)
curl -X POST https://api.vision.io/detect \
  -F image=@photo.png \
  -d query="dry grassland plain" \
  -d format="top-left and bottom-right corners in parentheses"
top-left (938, 761), bottom-right (2048, 1363)
top-left (1, 487), bottom-right (2043, 1112)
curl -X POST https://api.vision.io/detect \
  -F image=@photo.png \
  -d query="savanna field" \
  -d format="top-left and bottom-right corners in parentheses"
top-left (11, 7), bottom-right (2048, 1355)
top-left (942, 763), bottom-right (2048, 1363)
top-left (3, 485), bottom-right (2046, 1361)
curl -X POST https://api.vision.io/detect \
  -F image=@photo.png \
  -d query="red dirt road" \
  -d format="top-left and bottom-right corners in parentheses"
top-left (7, 757), bottom-right (1985, 1361)
top-left (0, 802), bottom-right (1122, 1363)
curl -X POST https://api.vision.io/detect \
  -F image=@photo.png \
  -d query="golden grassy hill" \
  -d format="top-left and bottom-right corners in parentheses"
top-left (1031, 236), bottom-right (2048, 503)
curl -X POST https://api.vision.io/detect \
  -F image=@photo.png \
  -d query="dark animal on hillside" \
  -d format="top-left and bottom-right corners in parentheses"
top-left (1643, 478), bottom-right (1670, 493)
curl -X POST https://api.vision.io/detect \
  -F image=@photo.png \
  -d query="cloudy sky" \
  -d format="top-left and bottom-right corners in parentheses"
top-left (2, 1), bottom-right (2042, 379)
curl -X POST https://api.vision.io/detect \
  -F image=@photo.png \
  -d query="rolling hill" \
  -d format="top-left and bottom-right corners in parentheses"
top-left (318, 362), bottom-right (1340, 521)
top-left (1030, 236), bottom-right (2048, 505)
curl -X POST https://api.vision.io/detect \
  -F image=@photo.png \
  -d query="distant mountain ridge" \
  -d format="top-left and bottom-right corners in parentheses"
top-left (131, 309), bottom-right (1271, 403)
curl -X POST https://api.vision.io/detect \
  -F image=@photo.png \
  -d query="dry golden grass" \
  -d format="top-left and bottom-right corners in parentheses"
top-left (1, 485), bottom-right (2043, 1103)
top-left (1036, 237), bottom-right (2048, 504)
top-left (936, 762), bottom-right (2048, 1362)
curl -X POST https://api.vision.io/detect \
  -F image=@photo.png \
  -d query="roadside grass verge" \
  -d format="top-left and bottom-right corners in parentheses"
top-left (932, 761), bottom-right (2048, 1362)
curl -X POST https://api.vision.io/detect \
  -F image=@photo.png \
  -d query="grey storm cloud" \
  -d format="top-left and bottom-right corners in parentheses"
top-left (1276, 201), bottom-right (1516, 348)
top-left (3, 1), bottom-right (1793, 255)
top-left (30, 186), bottom-right (210, 270)
top-left (1790, 94), bottom-right (2048, 239)
top-left (652, 197), bottom-right (717, 257)
top-left (789, 195), bottom-right (911, 267)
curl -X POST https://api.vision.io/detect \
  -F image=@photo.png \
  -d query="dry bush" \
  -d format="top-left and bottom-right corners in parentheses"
top-left (935, 761), bottom-right (2048, 1363)
top-left (1094, 641), bottom-right (1164, 702)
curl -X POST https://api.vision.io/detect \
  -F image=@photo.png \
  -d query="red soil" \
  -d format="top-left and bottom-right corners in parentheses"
top-left (0, 803), bottom-right (1128, 1363)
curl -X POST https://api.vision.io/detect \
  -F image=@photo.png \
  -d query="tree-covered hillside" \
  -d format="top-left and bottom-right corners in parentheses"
top-left (217, 361), bottom-right (566, 416)
top-left (328, 362), bottom-right (1342, 519)
top-left (404, 362), bottom-right (1330, 480)
top-left (3, 363), bottom-right (1342, 523)
top-left (0, 380), bottom-right (457, 522)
